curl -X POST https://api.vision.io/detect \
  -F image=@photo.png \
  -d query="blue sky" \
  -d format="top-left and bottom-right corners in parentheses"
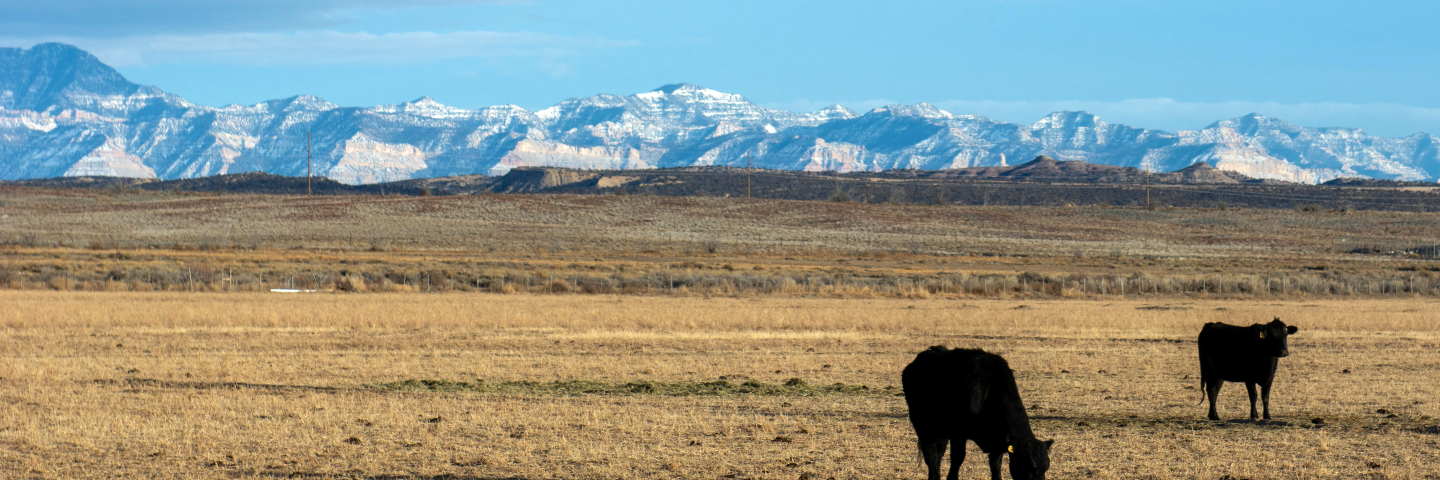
top-left (4, 0), bottom-right (1439, 137)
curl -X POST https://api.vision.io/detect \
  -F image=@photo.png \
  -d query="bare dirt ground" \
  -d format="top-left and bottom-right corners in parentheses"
top-left (3, 292), bottom-right (1438, 479)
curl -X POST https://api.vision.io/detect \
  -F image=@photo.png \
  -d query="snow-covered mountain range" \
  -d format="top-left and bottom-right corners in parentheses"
top-left (3, 43), bottom-right (1437, 184)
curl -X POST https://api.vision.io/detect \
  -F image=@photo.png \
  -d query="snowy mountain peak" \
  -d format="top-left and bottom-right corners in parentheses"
top-left (1207, 113), bottom-right (1301, 134)
top-left (1032, 111), bottom-right (1108, 130)
top-left (805, 104), bottom-right (857, 122)
top-left (475, 104), bottom-right (537, 123)
top-left (0, 42), bottom-right (151, 115)
top-left (533, 104), bottom-right (563, 122)
top-left (625, 84), bottom-right (770, 125)
top-left (652, 83), bottom-right (704, 94)
top-left (869, 103), bottom-right (951, 119)
top-left (264, 94), bottom-right (338, 112)
top-left (482, 104), bottom-right (531, 114)
top-left (1, 43), bottom-right (1437, 185)
top-left (648, 83), bottom-right (739, 98)
top-left (636, 83), bottom-right (746, 103)
top-left (370, 95), bottom-right (472, 118)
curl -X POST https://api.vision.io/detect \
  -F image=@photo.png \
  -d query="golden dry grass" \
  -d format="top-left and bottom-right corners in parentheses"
top-left (3, 291), bottom-right (1439, 479)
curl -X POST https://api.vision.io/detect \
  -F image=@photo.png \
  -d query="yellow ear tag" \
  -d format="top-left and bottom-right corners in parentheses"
top-left (1008, 445), bottom-right (1015, 453)
top-left (1258, 331), bottom-right (1266, 339)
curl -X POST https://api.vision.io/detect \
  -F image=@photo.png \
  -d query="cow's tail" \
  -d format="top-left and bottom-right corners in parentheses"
top-left (1197, 355), bottom-right (1209, 405)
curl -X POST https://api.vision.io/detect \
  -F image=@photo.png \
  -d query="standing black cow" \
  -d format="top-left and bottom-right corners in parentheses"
top-left (1198, 317), bottom-right (1299, 421)
top-left (901, 346), bottom-right (1052, 480)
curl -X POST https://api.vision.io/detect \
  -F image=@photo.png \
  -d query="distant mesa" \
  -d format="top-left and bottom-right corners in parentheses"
top-left (1321, 177), bottom-right (1437, 187)
top-left (913, 156), bottom-right (1278, 184)
top-left (1, 43), bottom-right (1437, 185)
top-left (9, 157), bottom-right (1437, 213)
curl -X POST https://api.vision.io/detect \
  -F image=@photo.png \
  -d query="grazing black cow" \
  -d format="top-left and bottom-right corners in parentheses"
top-left (902, 346), bottom-right (1052, 480)
top-left (1198, 317), bottom-right (1299, 421)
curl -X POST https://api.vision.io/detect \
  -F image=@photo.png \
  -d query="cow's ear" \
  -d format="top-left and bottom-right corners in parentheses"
top-left (1287, 326), bottom-right (1298, 334)
top-left (1044, 439), bottom-right (1054, 450)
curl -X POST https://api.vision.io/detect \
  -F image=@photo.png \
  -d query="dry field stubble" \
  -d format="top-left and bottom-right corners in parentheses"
top-left (3, 291), bottom-right (1439, 479)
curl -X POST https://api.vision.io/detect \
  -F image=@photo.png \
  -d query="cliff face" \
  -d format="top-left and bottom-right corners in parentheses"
top-left (2, 44), bottom-right (1437, 184)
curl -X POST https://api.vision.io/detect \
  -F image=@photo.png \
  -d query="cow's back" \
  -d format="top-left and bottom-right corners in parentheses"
top-left (902, 347), bottom-right (1011, 438)
top-left (1199, 322), bottom-right (1245, 349)
top-left (1198, 322), bottom-right (1278, 383)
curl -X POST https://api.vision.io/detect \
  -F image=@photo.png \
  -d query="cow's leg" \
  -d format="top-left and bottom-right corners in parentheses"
top-left (1205, 379), bottom-right (1224, 421)
top-left (1245, 382), bottom-right (1259, 421)
top-left (987, 451), bottom-right (1004, 480)
top-left (946, 441), bottom-right (965, 480)
top-left (1260, 382), bottom-right (1273, 420)
top-left (919, 437), bottom-right (946, 480)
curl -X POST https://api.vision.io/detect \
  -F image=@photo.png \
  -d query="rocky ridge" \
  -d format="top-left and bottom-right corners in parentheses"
top-left (2, 43), bottom-right (1438, 184)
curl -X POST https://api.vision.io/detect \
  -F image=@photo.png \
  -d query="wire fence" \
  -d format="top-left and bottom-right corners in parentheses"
top-left (4, 263), bottom-right (1438, 298)
top-left (1334, 237), bottom-right (1440, 259)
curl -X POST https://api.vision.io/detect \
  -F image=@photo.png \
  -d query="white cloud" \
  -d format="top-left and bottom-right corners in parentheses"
top-left (770, 97), bottom-right (1440, 138)
top-left (3, 30), bottom-right (637, 68)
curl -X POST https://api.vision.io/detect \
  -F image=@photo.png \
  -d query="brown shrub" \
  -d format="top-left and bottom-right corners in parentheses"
top-left (336, 275), bottom-right (367, 292)
top-left (546, 279), bottom-right (572, 293)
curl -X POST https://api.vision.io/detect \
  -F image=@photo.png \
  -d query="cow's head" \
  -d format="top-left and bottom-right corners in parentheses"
top-left (1256, 317), bottom-right (1299, 357)
top-left (1006, 436), bottom-right (1053, 480)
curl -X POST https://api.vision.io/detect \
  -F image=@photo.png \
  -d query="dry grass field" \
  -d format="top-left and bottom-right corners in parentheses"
top-left (2, 187), bottom-right (1438, 478)
top-left (3, 291), bottom-right (1439, 479)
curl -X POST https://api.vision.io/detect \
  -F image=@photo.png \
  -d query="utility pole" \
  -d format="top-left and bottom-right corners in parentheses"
top-left (307, 130), bottom-right (312, 196)
top-left (1145, 161), bottom-right (1152, 210)
top-left (746, 150), bottom-right (752, 199)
